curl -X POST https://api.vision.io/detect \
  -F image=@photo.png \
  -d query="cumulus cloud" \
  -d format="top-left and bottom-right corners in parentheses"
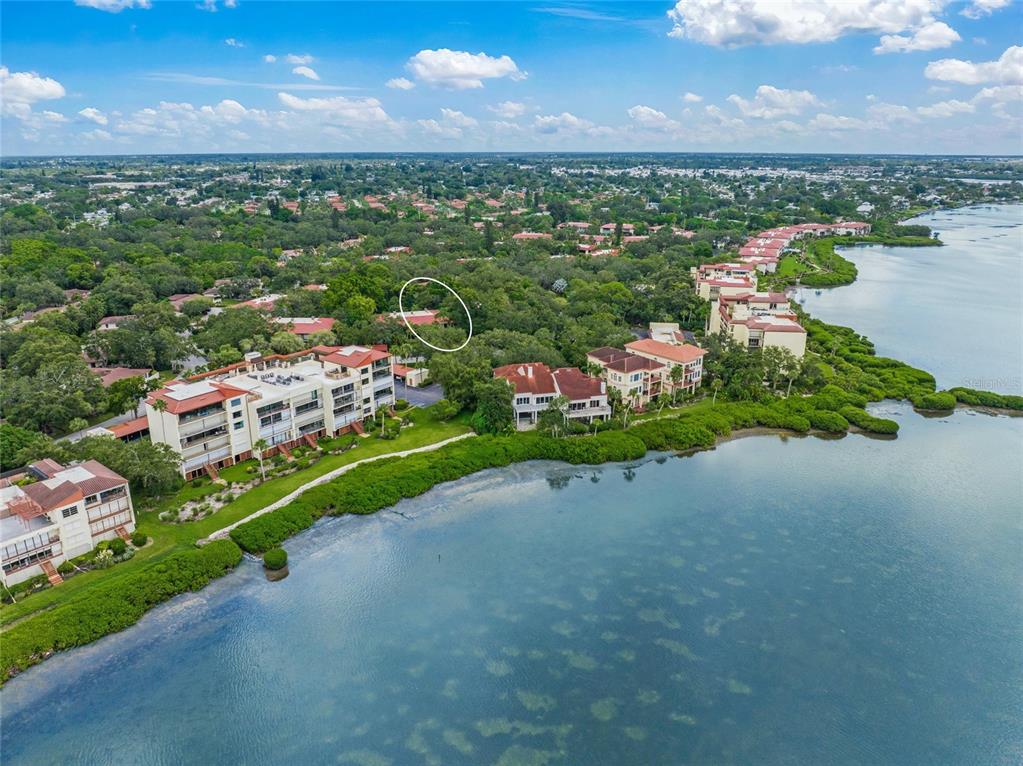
top-left (74, 0), bottom-right (150, 11)
top-left (292, 66), bottom-right (320, 81)
top-left (925, 45), bottom-right (1023, 85)
top-left (867, 102), bottom-right (920, 123)
top-left (285, 53), bottom-right (314, 65)
top-left (874, 21), bottom-right (960, 54)
top-left (727, 85), bottom-right (819, 118)
top-left (682, 91), bottom-right (703, 103)
top-left (417, 108), bottom-right (478, 138)
top-left (961, 0), bottom-right (1011, 19)
top-left (225, 38), bottom-right (245, 48)
top-left (406, 48), bottom-right (526, 89)
top-left (264, 54), bottom-right (277, 63)
top-left (276, 92), bottom-right (394, 128)
top-left (916, 99), bottom-right (975, 118)
top-left (0, 67), bottom-right (66, 118)
top-left (667, 0), bottom-right (953, 50)
top-left (386, 77), bottom-right (416, 90)
top-left (487, 100), bottom-right (529, 118)
top-left (83, 128), bottom-right (113, 141)
top-left (78, 107), bottom-right (109, 125)
top-left (809, 113), bottom-right (870, 131)
top-left (532, 111), bottom-right (613, 137)
top-left (627, 105), bottom-right (681, 132)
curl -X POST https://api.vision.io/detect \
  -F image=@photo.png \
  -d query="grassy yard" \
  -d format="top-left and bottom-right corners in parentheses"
top-left (0, 408), bottom-right (471, 627)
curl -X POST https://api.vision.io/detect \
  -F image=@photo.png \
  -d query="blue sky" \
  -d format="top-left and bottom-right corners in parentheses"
top-left (1, 0), bottom-right (1020, 155)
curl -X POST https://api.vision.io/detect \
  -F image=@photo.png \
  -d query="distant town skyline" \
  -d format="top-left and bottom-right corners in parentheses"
top-left (1, 0), bottom-right (1021, 156)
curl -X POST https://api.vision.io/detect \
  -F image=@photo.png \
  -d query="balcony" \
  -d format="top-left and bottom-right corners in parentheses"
top-left (182, 446), bottom-right (230, 471)
top-left (2, 532), bottom-right (62, 573)
top-left (178, 412), bottom-right (228, 438)
top-left (294, 400), bottom-right (322, 416)
top-left (256, 401), bottom-right (288, 418)
top-left (178, 405), bottom-right (225, 425)
top-left (181, 434), bottom-right (230, 456)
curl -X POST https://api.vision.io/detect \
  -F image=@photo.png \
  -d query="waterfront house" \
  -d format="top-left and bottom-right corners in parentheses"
top-left (1, 459), bottom-right (136, 587)
top-left (709, 292), bottom-right (807, 358)
top-left (494, 363), bottom-right (610, 430)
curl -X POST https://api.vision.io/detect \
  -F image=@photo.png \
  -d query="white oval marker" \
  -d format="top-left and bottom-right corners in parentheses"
top-left (397, 277), bottom-right (473, 353)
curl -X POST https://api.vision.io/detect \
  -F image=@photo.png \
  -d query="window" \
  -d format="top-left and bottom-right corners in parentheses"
top-left (234, 421), bottom-right (245, 430)
top-left (230, 398), bottom-right (242, 407)
top-left (515, 396), bottom-right (530, 405)
top-left (233, 410), bottom-right (243, 419)
top-left (62, 506), bottom-right (78, 518)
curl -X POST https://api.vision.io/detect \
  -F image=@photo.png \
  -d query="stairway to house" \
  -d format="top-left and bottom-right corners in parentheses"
top-left (351, 421), bottom-right (365, 436)
top-left (115, 526), bottom-right (131, 542)
top-left (278, 443), bottom-right (293, 460)
top-left (302, 433), bottom-right (319, 450)
top-left (204, 463), bottom-right (219, 481)
top-left (40, 560), bottom-right (63, 586)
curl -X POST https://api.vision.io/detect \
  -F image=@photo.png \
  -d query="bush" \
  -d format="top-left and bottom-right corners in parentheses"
top-left (0, 540), bottom-right (242, 682)
top-left (806, 410), bottom-right (849, 432)
top-left (949, 387), bottom-right (1023, 411)
top-left (838, 406), bottom-right (900, 434)
top-left (57, 561), bottom-right (75, 575)
top-left (912, 391), bottom-right (956, 411)
top-left (263, 548), bottom-right (288, 570)
top-left (131, 531), bottom-right (148, 547)
top-left (108, 538), bottom-right (128, 556)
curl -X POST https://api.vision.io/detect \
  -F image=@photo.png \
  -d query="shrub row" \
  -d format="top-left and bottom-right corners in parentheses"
top-left (838, 406), bottom-right (900, 434)
top-left (911, 391), bottom-right (957, 411)
top-left (949, 387), bottom-right (1023, 411)
top-left (0, 540), bottom-right (242, 683)
top-left (231, 432), bottom-right (647, 553)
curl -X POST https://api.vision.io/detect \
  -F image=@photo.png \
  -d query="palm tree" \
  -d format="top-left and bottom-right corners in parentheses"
top-left (669, 365), bottom-right (686, 404)
top-left (711, 378), bottom-right (724, 406)
top-left (252, 438), bottom-right (269, 482)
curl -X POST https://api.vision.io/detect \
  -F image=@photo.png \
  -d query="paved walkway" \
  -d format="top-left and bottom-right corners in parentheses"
top-left (202, 432), bottom-right (475, 543)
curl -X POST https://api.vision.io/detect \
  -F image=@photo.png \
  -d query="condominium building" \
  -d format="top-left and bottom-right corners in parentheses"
top-left (1, 459), bottom-right (135, 587)
top-left (146, 345), bottom-right (394, 478)
top-left (588, 338), bottom-right (706, 409)
top-left (494, 363), bottom-right (611, 430)
top-left (709, 292), bottom-right (807, 358)
top-left (694, 273), bottom-right (758, 301)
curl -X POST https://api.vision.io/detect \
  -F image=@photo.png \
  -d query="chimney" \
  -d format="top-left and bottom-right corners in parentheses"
top-left (527, 365), bottom-right (533, 378)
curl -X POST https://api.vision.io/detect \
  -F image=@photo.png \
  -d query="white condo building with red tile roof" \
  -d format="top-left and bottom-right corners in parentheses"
top-left (588, 338), bottom-right (706, 409)
top-left (709, 292), bottom-right (807, 358)
top-left (494, 363), bottom-right (611, 430)
top-left (146, 345), bottom-right (394, 478)
top-left (1, 460), bottom-right (135, 586)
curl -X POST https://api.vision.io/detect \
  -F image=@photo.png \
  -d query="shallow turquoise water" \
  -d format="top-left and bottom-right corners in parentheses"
top-left (793, 204), bottom-right (1023, 394)
top-left (3, 404), bottom-right (1021, 765)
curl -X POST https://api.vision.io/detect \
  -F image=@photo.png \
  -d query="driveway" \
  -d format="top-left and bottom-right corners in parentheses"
top-left (396, 380), bottom-right (445, 407)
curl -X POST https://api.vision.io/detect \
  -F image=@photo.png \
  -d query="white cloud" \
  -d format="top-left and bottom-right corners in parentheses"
top-left (682, 91), bottom-right (703, 103)
top-left (925, 46), bottom-right (1023, 85)
top-left (667, 0), bottom-right (951, 49)
top-left (264, 54), bottom-right (277, 63)
top-left (704, 104), bottom-right (745, 129)
top-left (531, 111), bottom-right (613, 137)
top-left (916, 99), bottom-right (975, 118)
top-left (439, 108), bottom-right (477, 127)
top-left (727, 85), bottom-right (819, 118)
top-left (79, 107), bottom-right (109, 125)
top-left (73, 0), bottom-right (150, 11)
top-left (406, 48), bottom-right (526, 89)
top-left (225, 38), bottom-right (245, 48)
top-left (276, 92), bottom-right (394, 128)
top-left (961, 0), bottom-right (1011, 19)
top-left (417, 108), bottom-right (479, 139)
top-left (874, 21), bottom-right (960, 54)
top-left (83, 128), bottom-right (113, 141)
top-left (40, 111), bottom-right (67, 123)
top-left (627, 105), bottom-right (681, 131)
top-left (867, 102), bottom-right (920, 123)
top-left (292, 66), bottom-right (320, 81)
top-left (487, 100), bottom-right (529, 118)
top-left (0, 67), bottom-right (66, 118)
top-left (285, 53), bottom-right (314, 65)
top-left (386, 77), bottom-right (416, 90)
top-left (809, 113), bottom-right (870, 130)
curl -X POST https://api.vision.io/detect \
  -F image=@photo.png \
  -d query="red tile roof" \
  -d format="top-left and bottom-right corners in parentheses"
top-left (626, 338), bottom-right (706, 364)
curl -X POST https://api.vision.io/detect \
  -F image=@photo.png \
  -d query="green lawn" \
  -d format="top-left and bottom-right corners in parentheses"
top-left (0, 408), bottom-right (471, 627)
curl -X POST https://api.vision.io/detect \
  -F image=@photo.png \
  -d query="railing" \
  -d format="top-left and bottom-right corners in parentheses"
top-left (256, 401), bottom-right (288, 418)
top-left (181, 427), bottom-right (228, 448)
top-left (180, 435), bottom-right (230, 457)
top-left (372, 368), bottom-right (391, 380)
top-left (182, 447), bottom-right (230, 471)
top-left (87, 497), bottom-right (131, 523)
top-left (178, 412), bottom-right (228, 437)
top-left (2, 532), bottom-right (61, 572)
top-left (294, 400), bottom-right (322, 416)
top-left (178, 405), bottom-right (225, 425)
top-left (299, 419), bottom-right (325, 435)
